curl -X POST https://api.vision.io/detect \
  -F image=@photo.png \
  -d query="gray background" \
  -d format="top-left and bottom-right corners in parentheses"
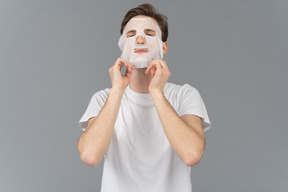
top-left (1, 0), bottom-right (287, 191)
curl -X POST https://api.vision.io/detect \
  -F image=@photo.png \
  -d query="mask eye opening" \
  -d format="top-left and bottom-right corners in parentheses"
top-left (126, 30), bottom-right (136, 38)
top-left (144, 29), bottom-right (156, 37)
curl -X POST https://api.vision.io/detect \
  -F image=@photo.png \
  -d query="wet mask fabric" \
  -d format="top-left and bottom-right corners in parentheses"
top-left (118, 18), bottom-right (164, 68)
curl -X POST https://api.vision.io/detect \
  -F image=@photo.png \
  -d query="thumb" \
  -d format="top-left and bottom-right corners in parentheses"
top-left (125, 66), bottom-right (132, 79)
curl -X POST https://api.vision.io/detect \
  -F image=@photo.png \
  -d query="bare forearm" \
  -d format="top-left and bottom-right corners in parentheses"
top-left (150, 92), bottom-right (205, 165)
top-left (78, 88), bottom-right (123, 166)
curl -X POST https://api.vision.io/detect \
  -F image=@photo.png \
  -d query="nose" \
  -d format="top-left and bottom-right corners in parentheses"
top-left (136, 35), bottom-right (146, 45)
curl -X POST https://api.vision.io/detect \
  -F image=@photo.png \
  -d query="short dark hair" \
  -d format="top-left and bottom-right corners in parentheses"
top-left (120, 3), bottom-right (168, 42)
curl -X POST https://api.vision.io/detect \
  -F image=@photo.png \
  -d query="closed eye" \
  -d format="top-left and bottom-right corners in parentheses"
top-left (126, 30), bottom-right (136, 38)
top-left (127, 34), bottom-right (135, 37)
top-left (144, 29), bottom-right (156, 36)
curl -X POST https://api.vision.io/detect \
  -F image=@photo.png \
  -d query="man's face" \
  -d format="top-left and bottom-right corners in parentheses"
top-left (118, 16), bottom-right (164, 68)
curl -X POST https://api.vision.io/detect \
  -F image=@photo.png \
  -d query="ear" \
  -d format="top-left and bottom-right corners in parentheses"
top-left (162, 42), bottom-right (168, 55)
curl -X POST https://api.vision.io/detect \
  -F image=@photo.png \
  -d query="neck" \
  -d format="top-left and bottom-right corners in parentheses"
top-left (129, 68), bottom-right (152, 93)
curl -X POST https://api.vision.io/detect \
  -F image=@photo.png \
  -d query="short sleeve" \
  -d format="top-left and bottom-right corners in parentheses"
top-left (78, 89), bottom-right (110, 132)
top-left (178, 84), bottom-right (212, 132)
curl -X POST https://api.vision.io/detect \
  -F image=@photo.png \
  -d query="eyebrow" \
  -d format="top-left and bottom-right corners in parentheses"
top-left (127, 30), bottom-right (136, 34)
top-left (144, 29), bottom-right (156, 33)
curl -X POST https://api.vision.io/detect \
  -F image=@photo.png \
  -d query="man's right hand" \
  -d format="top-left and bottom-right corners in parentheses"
top-left (79, 58), bottom-right (134, 167)
top-left (109, 58), bottom-right (134, 92)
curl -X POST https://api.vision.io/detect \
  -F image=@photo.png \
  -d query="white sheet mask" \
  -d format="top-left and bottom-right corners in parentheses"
top-left (118, 17), bottom-right (164, 68)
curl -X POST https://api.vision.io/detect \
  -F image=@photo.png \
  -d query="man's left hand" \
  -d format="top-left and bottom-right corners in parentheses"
top-left (145, 60), bottom-right (171, 95)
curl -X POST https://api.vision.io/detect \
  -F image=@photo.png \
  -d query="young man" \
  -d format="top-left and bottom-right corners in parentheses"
top-left (78, 3), bottom-right (211, 192)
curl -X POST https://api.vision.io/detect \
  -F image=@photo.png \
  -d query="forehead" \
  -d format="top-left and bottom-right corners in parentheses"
top-left (129, 15), bottom-right (158, 25)
top-left (124, 16), bottom-right (160, 32)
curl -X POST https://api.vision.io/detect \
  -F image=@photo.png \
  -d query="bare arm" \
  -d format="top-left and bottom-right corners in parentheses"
top-left (145, 60), bottom-right (205, 167)
top-left (151, 92), bottom-right (205, 167)
top-left (77, 58), bottom-right (134, 167)
top-left (77, 88), bottom-right (124, 167)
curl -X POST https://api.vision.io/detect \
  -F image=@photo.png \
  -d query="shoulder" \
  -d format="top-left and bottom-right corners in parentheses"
top-left (164, 82), bottom-right (199, 96)
top-left (91, 87), bottom-right (111, 101)
top-left (179, 83), bottom-right (200, 96)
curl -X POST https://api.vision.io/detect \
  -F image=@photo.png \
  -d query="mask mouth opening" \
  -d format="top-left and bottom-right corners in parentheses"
top-left (133, 44), bottom-right (149, 54)
top-left (134, 48), bottom-right (149, 54)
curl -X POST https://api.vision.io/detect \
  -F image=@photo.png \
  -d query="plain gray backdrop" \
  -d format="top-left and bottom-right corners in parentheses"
top-left (1, 0), bottom-right (287, 191)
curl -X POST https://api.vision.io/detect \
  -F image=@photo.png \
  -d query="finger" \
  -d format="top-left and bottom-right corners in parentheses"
top-left (115, 58), bottom-right (124, 70)
top-left (151, 64), bottom-right (156, 77)
top-left (154, 62), bottom-right (163, 73)
top-left (125, 65), bottom-right (132, 78)
top-left (147, 62), bottom-right (162, 75)
top-left (121, 59), bottom-right (134, 68)
top-left (116, 58), bottom-right (134, 71)
top-left (145, 63), bottom-right (156, 74)
top-left (151, 61), bottom-right (169, 76)
top-left (158, 60), bottom-right (171, 76)
top-left (150, 60), bottom-right (164, 70)
top-left (124, 60), bottom-right (135, 72)
top-left (159, 60), bottom-right (168, 71)
top-left (145, 64), bottom-right (153, 74)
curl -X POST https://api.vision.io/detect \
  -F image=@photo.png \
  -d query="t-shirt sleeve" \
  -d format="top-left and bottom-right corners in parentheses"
top-left (78, 89), bottom-right (110, 132)
top-left (178, 84), bottom-right (212, 132)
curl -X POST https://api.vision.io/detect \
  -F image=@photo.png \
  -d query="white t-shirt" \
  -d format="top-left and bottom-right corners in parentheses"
top-left (78, 82), bottom-right (212, 192)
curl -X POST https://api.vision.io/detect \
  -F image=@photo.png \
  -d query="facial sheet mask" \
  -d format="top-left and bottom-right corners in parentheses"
top-left (118, 17), bottom-right (164, 68)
